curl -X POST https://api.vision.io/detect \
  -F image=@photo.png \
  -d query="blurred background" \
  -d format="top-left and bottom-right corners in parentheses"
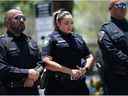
top-left (0, 0), bottom-right (125, 95)
top-left (0, 0), bottom-right (109, 53)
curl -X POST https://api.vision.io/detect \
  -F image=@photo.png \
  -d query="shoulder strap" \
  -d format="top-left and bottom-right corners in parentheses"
top-left (50, 31), bottom-right (66, 43)
top-left (103, 22), bottom-right (124, 44)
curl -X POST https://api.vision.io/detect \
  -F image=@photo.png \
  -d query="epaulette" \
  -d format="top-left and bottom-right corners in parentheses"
top-left (50, 31), bottom-right (60, 39)
top-left (102, 22), bottom-right (111, 26)
top-left (73, 32), bottom-right (80, 37)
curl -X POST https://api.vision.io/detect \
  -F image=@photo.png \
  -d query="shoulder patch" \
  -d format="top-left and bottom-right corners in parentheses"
top-left (43, 36), bottom-right (50, 47)
top-left (102, 22), bottom-right (110, 26)
top-left (98, 31), bottom-right (105, 41)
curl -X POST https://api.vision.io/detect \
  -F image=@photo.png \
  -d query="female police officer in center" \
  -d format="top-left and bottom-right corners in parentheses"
top-left (42, 9), bottom-right (95, 95)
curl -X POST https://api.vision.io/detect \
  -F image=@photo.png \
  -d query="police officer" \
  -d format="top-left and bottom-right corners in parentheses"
top-left (0, 9), bottom-right (42, 95)
top-left (98, 0), bottom-right (128, 95)
top-left (42, 9), bottom-right (95, 95)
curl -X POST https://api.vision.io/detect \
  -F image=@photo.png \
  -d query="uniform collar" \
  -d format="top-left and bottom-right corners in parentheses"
top-left (111, 16), bottom-right (126, 24)
top-left (111, 16), bottom-right (128, 32)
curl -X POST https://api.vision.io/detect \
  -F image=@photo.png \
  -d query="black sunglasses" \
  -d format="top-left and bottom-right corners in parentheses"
top-left (114, 2), bottom-right (128, 9)
top-left (14, 15), bottom-right (26, 21)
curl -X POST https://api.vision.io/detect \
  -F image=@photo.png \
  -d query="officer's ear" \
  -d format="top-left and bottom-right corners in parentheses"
top-left (56, 20), bottom-right (61, 28)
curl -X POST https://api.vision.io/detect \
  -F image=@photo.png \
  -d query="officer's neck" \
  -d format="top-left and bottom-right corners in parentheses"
top-left (7, 31), bottom-right (23, 38)
top-left (111, 16), bottom-right (125, 21)
top-left (111, 16), bottom-right (128, 32)
top-left (57, 29), bottom-right (73, 37)
top-left (14, 33), bottom-right (21, 37)
top-left (111, 16), bottom-right (127, 24)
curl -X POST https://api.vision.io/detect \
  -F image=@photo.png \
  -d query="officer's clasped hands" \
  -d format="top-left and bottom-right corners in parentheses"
top-left (24, 69), bottom-right (39, 87)
top-left (70, 69), bottom-right (81, 80)
top-left (77, 65), bottom-right (87, 77)
top-left (28, 69), bottom-right (39, 81)
top-left (70, 66), bottom-right (87, 80)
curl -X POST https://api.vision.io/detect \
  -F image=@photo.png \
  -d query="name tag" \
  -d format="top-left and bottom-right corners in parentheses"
top-left (8, 48), bottom-right (17, 51)
top-left (58, 40), bottom-right (66, 43)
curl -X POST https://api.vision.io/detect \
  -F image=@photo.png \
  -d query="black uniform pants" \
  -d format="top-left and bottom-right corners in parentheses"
top-left (44, 79), bottom-right (89, 95)
top-left (0, 81), bottom-right (6, 95)
top-left (103, 75), bottom-right (128, 95)
top-left (3, 87), bottom-right (39, 95)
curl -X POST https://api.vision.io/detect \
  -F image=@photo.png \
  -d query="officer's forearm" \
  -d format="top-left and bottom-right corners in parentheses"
top-left (1, 65), bottom-right (29, 79)
top-left (43, 58), bottom-right (72, 75)
top-left (82, 54), bottom-right (95, 73)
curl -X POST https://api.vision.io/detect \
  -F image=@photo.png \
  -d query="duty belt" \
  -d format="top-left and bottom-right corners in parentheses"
top-left (3, 80), bottom-right (24, 88)
top-left (53, 73), bottom-right (71, 80)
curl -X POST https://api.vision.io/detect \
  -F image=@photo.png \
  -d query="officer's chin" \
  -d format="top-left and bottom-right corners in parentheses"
top-left (65, 31), bottom-right (73, 34)
top-left (116, 15), bottom-right (126, 20)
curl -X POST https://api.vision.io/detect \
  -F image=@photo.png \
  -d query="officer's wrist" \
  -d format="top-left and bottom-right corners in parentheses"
top-left (65, 68), bottom-right (72, 75)
top-left (81, 67), bottom-right (89, 75)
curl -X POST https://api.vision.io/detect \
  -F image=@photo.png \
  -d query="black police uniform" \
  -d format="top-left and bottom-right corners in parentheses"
top-left (42, 30), bottom-right (90, 95)
top-left (0, 31), bottom-right (42, 95)
top-left (98, 17), bottom-right (128, 95)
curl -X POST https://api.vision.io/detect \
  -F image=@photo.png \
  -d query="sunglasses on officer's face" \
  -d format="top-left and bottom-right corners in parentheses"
top-left (14, 15), bottom-right (26, 21)
top-left (113, 2), bottom-right (128, 9)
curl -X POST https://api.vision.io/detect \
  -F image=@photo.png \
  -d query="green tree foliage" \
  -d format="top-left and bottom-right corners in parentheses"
top-left (74, 0), bottom-right (108, 35)
top-left (74, 0), bottom-right (109, 52)
top-left (0, 0), bottom-right (37, 27)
